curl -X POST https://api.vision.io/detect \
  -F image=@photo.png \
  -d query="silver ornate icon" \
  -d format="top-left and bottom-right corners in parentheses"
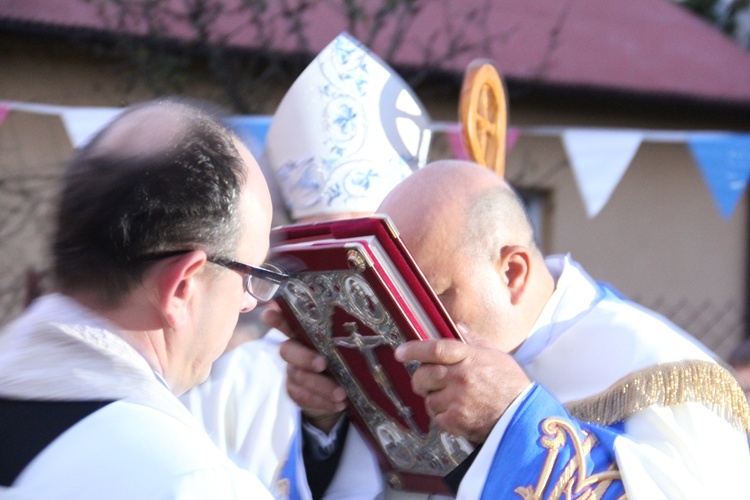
top-left (279, 269), bottom-right (472, 479)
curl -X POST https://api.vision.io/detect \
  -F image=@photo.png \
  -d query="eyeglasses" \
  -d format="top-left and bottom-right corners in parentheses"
top-left (206, 256), bottom-right (287, 302)
top-left (136, 250), bottom-right (288, 302)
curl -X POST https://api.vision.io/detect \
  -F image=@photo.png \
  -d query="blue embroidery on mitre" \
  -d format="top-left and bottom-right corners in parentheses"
top-left (277, 156), bottom-right (408, 213)
top-left (264, 32), bottom-right (430, 220)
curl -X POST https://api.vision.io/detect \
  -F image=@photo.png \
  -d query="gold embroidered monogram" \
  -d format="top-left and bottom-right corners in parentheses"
top-left (564, 360), bottom-right (750, 434)
top-left (514, 418), bottom-right (624, 500)
top-left (515, 360), bottom-right (748, 499)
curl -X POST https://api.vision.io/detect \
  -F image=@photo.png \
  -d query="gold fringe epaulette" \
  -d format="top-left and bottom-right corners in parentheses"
top-left (564, 360), bottom-right (750, 435)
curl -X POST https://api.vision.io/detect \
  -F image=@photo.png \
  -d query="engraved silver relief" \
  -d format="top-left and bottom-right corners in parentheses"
top-left (343, 274), bottom-right (386, 324)
top-left (281, 269), bottom-right (473, 476)
top-left (281, 278), bottom-right (323, 323)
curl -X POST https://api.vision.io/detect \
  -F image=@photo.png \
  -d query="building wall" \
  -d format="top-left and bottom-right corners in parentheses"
top-left (0, 35), bottom-right (161, 323)
top-left (423, 94), bottom-right (748, 359)
top-left (0, 33), bottom-right (746, 359)
top-left (509, 136), bottom-right (745, 358)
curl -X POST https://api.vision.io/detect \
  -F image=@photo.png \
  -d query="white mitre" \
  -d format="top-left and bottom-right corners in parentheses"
top-left (264, 32), bottom-right (432, 221)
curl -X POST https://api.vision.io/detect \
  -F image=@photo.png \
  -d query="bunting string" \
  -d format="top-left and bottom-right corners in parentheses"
top-left (435, 121), bottom-right (750, 219)
top-left (2, 101), bottom-right (749, 220)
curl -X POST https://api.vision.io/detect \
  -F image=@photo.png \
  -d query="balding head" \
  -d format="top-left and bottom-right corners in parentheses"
top-left (379, 160), bottom-right (537, 258)
top-left (91, 101), bottom-right (195, 159)
top-left (53, 99), bottom-right (267, 306)
top-left (377, 160), bottom-right (553, 352)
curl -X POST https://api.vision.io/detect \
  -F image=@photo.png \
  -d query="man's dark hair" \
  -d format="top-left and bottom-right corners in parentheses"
top-left (52, 99), bottom-right (247, 306)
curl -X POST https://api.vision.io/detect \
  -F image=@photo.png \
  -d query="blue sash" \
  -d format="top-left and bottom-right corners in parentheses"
top-left (481, 385), bottom-right (625, 499)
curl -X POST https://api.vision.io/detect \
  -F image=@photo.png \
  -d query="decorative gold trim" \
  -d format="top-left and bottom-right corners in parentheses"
top-left (345, 247), bottom-right (369, 271)
top-left (514, 361), bottom-right (744, 499)
top-left (275, 478), bottom-right (290, 499)
top-left (565, 360), bottom-right (750, 435)
top-left (387, 472), bottom-right (403, 490)
top-left (382, 215), bottom-right (400, 239)
top-left (514, 418), bottom-right (623, 499)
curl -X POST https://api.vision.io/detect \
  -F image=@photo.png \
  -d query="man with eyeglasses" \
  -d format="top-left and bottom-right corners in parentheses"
top-left (0, 99), bottom-right (278, 498)
top-left (141, 250), bottom-right (287, 304)
top-left (180, 32), bottom-right (432, 492)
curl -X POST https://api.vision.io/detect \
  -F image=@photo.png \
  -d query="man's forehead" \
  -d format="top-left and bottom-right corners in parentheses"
top-left (401, 219), bottom-right (457, 270)
top-left (235, 139), bottom-right (271, 202)
top-left (233, 138), bottom-right (273, 260)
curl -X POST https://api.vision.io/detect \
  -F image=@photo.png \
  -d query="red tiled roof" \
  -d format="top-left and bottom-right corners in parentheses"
top-left (2, 0), bottom-right (750, 104)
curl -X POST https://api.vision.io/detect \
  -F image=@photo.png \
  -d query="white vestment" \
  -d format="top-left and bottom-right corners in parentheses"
top-left (181, 328), bottom-right (298, 489)
top-left (284, 255), bottom-right (750, 499)
top-left (0, 293), bottom-right (271, 499)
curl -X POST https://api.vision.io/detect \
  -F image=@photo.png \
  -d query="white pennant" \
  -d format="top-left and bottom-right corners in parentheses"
top-left (59, 108), bottom-right (124, 148)
top-left (562, 129), bottom-right (644, 218)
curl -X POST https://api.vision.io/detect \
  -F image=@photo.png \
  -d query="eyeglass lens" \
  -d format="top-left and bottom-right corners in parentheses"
top-left (245, 274), bottom-right (281, 302)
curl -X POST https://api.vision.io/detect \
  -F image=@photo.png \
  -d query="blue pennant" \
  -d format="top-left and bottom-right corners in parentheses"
top-left (688, 134), bottom-right (750, 219)
top-left (225, 115), bottom-right (272, 158)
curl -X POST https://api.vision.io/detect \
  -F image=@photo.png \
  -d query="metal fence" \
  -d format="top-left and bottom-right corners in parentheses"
top-left (633, 295), bottom-right (745, 361)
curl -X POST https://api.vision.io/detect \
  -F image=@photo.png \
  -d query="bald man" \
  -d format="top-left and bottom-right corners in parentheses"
top-left (275, 160), bottom-right (750, 498)
top-left (0, 99), bottom-right (278, 498)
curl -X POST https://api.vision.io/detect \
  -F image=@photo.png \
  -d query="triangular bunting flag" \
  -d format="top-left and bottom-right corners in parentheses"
top-left (688, 134), bottom-right (750, 219)
top-left (0, 105), bottom-right (9, 127)
top-left (8, 98), bottom-right (750, 223)
top-left (59, 108), bottom-right (124, 148)
top-left (562, 129), bottom-right (643, 218)
top-left (226, 115), bottom-right (273, 159)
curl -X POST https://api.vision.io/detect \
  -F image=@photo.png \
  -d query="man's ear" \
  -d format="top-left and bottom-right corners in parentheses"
top-left (497, 245), bottom-right (531, 305)
top-left (154, 251), bottom-right (208, 331)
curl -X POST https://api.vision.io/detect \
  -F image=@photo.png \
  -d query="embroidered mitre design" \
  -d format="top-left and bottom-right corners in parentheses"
top-left (514, 418), bottom-right (624, 500)
top-left (264, 32), bottom-right (431, 220)
top-left (564, 360), bottom-right (750, 435)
